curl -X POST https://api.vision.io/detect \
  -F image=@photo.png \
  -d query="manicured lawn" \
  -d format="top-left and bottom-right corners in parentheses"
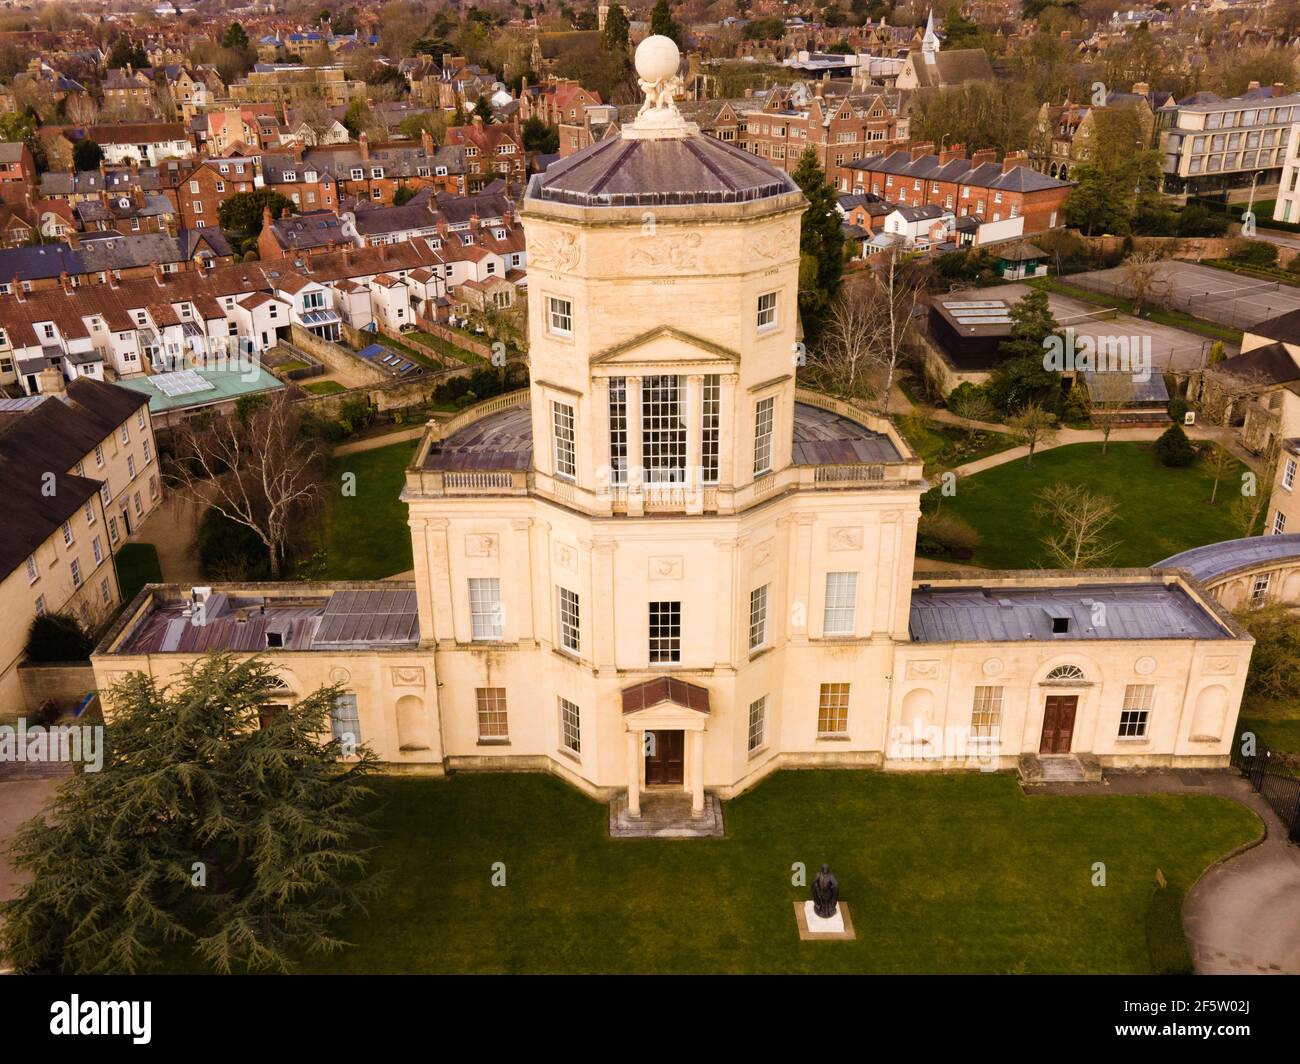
top-left (897, 418), bottom-right (1014, 474)
top-left (931, 442), bottom-right (1252, 569)
top-left (296, 771), bottom-right (1257, 974)
top-left (321, 440), bottom-right (418, 579)
top-left (302, 379), bottom-right (347, 395)
top-left (114, 542), bottom-right (162, 602)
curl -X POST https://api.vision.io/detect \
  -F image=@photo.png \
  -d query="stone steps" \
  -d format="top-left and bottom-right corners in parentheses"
top-left (1018, 753), bottom-right (1104, 785)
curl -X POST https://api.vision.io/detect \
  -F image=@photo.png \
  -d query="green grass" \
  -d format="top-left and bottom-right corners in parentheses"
top-left (932, 441), bottom-right (1252, 569)
top-left (321, 440), bottom-right (418, 579)
top-left (278, 359), bottom-right (311, 373)
top-left (897, 418), bottom-right (1014, 474)
top-left (1238, 716), bottom-right (1300, 754)
top-left (1029, 277), bottom-right (1243, 344)
top-left (114, 543), bottom-right (162, 602)
top-left (407, 330), bottom-right (488, 366)
top-left (290, 771), bottom-right (1257, 974)
top-left (302, 380), bottom-right (347, 395)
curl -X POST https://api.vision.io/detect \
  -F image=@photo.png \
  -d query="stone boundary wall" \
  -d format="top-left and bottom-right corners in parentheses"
top-left (17, 662), bottom-right (96, 716)
top-left (1079, 233), bottom-right (1300, 268)
top-left (288, 324), bottom-right (388, 385)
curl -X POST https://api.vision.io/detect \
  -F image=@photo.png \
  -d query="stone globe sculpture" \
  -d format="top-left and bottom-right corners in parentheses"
top-left (635, 34), bottom-right (681, 84)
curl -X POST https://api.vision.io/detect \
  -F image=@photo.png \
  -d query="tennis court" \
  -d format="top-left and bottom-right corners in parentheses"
top-left (954, 283), bottom-right (1224, 373)
top-left (1067, 260), bottom-right (1300, 331)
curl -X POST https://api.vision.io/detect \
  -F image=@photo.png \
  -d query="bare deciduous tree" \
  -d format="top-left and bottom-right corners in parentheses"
top-left (1035, 483), bottom-right (1120, 568)
top-left (810, 247), bottom-right (921, 414)
top-left (946, 389), bottom-right (994, 439)
top-left (166, 393), bottom-right (326, 578)
top-left (1122, 249), bottom-right (1170, 316)
top-left (1230, 491), bottom-right (1269, 538)
top-left (1203, 443), bottom-right (1237, 504)
top-left (1007, 402), bottom-right (1059, 466)
top-left (1085, 371), bottom-right (1131, 455)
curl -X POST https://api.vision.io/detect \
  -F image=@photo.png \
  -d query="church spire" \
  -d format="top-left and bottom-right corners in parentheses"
top-left (922, 8), bottom-right (940, 63)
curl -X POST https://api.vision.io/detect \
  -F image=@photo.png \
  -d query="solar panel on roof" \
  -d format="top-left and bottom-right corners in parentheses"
top-left (153, 369), bottom-right (217, 397)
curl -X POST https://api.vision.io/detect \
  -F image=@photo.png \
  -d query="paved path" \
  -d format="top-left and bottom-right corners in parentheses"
top-left (331, 425), bottom-right (431, 457)
top-left (132, 492), bottom-right (204, 584)
top-left (1034, 769), bottom-right (1300, 974)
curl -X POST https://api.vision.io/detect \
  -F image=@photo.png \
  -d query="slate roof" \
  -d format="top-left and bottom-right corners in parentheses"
top-left (0, 378), bottom-right (149, 580)
top-left (1218, 342), bottom-right (1300, 385)
top-left (1247, 309), bottom-right (1300, 346)
top-left (908, 583), bottom-right (1230, 642)
top-left (845, 150), bottom-right (1070, 193)
top-left (1156, 534), bottom-right (1300, 584)
top-left (529, 129), bottom-right (799, 208)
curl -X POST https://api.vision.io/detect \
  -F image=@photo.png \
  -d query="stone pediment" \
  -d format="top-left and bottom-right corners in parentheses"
top-left (590, 326), bottom-right (740, 370)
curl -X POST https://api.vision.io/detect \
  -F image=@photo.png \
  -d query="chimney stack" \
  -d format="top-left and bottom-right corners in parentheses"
top-left (939, 144), bottom-right (966, 165)
top-left (12, 276), bottom-right (24, 301)
top-left (152, 260), bottom-right (165, 285)
top-left (359, 131), bottom-right (369, 161)
top-left (1131, 82), bottom-right (1149, 96)
top-left (421, 128), bottom-right (433, 156)
top-left (59, 271), bottom-right (72, 295)
top-left (910, 140), bottom-right (935, 160)
top-left (1001, 150), bottom-right (1028, 173)
top-left (970, 148), bottom-right (997, 167)
top-left (1248, 80), bottom-right (1260, 91)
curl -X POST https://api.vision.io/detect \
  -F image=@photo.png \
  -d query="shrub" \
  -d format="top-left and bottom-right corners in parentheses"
top-left (1154, 424), bottom-right (1197, 467)
top-left (917, 512), bottom-right (981, 559)
top-left (197, 506), bottom-right (272, 580)
top-left (1167, 397), bottom-right (1190, 423)
top-left (1227, 239), bottom-right (1279, 268)
top-left (25, 613), bottom-right (95, 663)
top-left (1234, 604), bottom-right (1300, 701)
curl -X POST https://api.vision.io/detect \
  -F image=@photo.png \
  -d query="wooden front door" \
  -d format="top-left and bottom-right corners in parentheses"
top-left (1039, 695), bottom-right (1078, 754)
top-left (645, 729), bottom-right (684, 786)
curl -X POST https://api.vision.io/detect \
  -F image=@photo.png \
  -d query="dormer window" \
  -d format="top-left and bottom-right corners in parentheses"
top-left (371, 167), bottom-right (383, 179)
top-left (284, 171), bottom-right (296, 182)
top-left (351, 168), bottom-right (363, 180)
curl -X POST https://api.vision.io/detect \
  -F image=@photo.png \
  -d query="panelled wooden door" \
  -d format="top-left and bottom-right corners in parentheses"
top-left (645, 729), bottom-right (684, 785)
top-left (1039, 696), bottom-right (1078, 754)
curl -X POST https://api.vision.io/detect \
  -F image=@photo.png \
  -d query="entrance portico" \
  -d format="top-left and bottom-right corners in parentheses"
top-left (622, 677), bottom-right (710, 818)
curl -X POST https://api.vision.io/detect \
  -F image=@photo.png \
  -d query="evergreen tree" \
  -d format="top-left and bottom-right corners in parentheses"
top-left (0, 655), bottom-right (384, 974)
top-left (791, 148), bottom-right (844, 345)
top-left (222, 22), bottom-right (250, 50)
top-left (999, 286), bottom-right (1058, 362)
top-left (72, 139), bottom-right (103, 171)
top-left (603, 3), bottom-right (631, 51)
top-left (473, 94), bottom-right (495, 124)
top-left (649, 0), bottom-right (683, 45)
top-left (106, 36), bottom-right (147, 70)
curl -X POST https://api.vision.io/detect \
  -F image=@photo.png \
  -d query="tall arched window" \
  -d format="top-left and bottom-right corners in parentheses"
top-left (1045, 664), bottom-right (1085, 682)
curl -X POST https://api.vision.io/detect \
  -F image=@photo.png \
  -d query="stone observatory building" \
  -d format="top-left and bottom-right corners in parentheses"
top-left (96, 38), bottom-right (1255, 818)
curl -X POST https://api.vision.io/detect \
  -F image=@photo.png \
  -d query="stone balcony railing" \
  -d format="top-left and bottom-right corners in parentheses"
top-left (405, 387), bottom-right (925, 513)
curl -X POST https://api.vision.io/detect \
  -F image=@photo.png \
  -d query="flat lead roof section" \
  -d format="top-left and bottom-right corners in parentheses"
top-left (908, 583), bottom-right (1231, 643)
top-left (1156, 533), bottom-right (1300, 584)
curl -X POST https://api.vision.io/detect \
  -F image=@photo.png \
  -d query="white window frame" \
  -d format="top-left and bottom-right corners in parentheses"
top-left (749, 584), bottom-right (769, 651)
top-left (557, 586), bottom-right (580, 654)
top-left (547, 296), bottom-right (572, 336)
top-left (756, 290), bottom-right (778, 331)
top-left (468, 577), bottom-right (504, 640)
top-left (822, 572), bottom-right (858, 636)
